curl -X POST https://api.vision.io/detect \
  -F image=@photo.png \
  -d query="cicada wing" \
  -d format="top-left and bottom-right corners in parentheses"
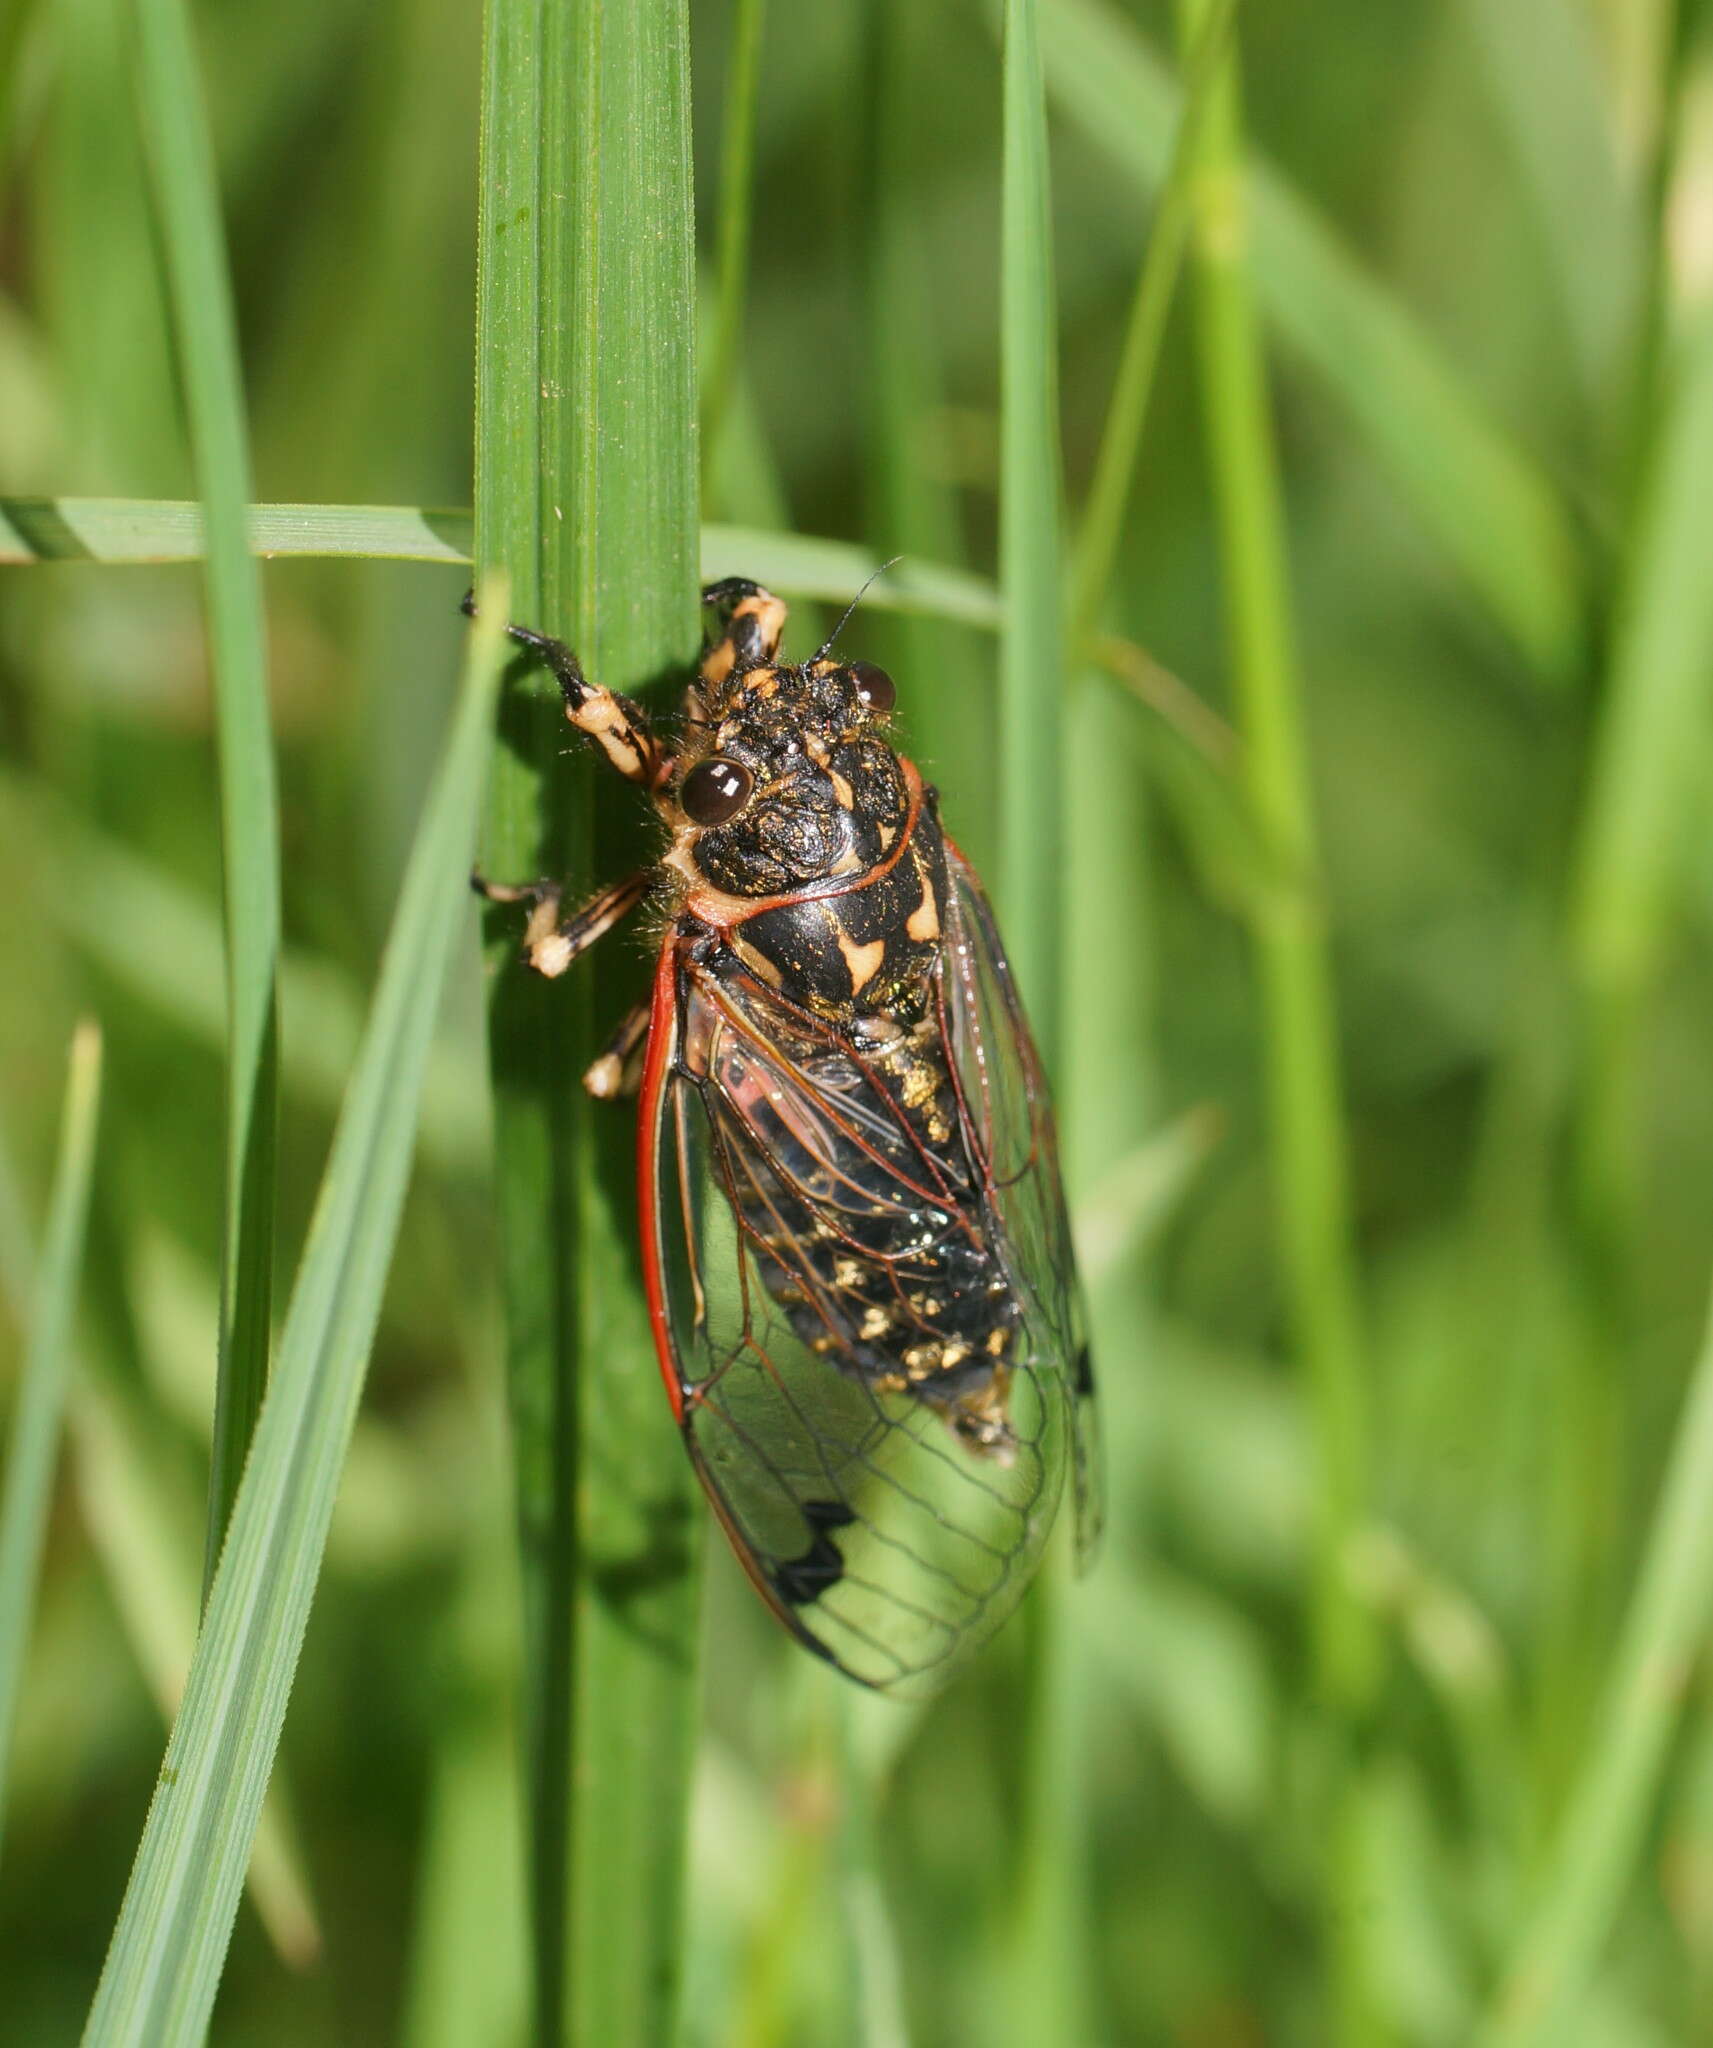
top-left (640, 936), bottom-right (1066, 1696)
top-left (939, 839), bottom-right (1105, 1567)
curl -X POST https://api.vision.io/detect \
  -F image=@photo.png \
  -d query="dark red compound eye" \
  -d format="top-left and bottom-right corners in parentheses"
top-left (850, 661), bottom-right (896, 715)
top-left (682, 756), bottom-right (754, 825)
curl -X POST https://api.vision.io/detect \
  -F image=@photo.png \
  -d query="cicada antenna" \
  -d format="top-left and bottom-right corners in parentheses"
top-left (812, 556), bottom-right (904, 664)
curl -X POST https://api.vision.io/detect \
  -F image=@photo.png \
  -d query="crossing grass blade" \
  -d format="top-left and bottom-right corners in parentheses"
top-left (1174, 1), bottom-right (1376, 2033)
top-left (997, 7), bottom-right (1090, 2045)
top-left (0, 1021), bottom-right (102, 1866)
top-left (1480, 1279), bottom-right (1713, 2045)
top-left (701, 0), bottom-right (767, 483)
top-left (1040, 0), bottom-right (1588, 685)
top-left (474, 2), bottom-right (702, 2040)
top-left (1067, 0), bottom-right (1235, 649)
top-left (0, 496), bottom-right (1002, 625)
top-left (129, 0), bottom-right (282, 1592)
top-left (79, 593), bottom-right (502, 2048)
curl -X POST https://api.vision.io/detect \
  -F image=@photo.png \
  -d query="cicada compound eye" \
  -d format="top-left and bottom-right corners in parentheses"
top-left (849, 661), bottom-right (896, 715)
top-left (681, 755), bottom-right (755, 825)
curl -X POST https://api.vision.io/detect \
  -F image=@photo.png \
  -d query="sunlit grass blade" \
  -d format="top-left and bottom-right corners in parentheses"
top-left (1480, 1280), bottom-right (1713, 2045)
top-left (0, 497), bottom-right (474, 563)
top-left (475, 1), bottom-right (702, 2040)
top-left (862, 0), bottom-right (994, 863)
top-left (67, 1379), bottom-right (320, 1968)
top-left (1041, 0), bottom-right (1588, 684)
top-left (997, 5), bottom-right (1088, 2043)
top-left (1174, 0), bottom-right (1375, 2033)
top-left (1568, 316), bottom-right (1713, 1243)
top-left (0, 495), bottom-right (1001, 623)
top-left (129, 0), bottom-right (281, 1591)
top-left (3, 774), bottom-right (487, 1175)
top-left (0, 1021), bottom-right (102, 1865)
top-left (1067, 0), bottom-right (1235, 648)
top-left (701, 0), bottom-right (766, 484)
top-left (80, 592), bottom-right (502, 2048)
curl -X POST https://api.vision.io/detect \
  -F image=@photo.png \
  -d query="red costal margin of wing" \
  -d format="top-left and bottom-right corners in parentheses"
top-left (637, 929), bottom-right (686, 1424)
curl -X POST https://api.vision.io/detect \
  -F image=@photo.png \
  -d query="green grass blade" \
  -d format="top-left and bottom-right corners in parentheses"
top-left (0, 497), bottom-right (474, 562)
top-left (0, 1021), bottom-right (102, 1865)
top-left (1480, 1281), bottom-right (1713, 2045)
top-left (1174, 2), bottom-right (1376, 2033)
top-left (129, 0), bottom-right (282, 1593)
top-left (0, 496), bottom-right (1000, 622)
top-left (475, 1), bottom-right (702, 2040)
top-left (701, 0), bottom-right (766, 484)
top-left (998, 6), bottom-right (1088, 2043)
top-left (1067, 0), bottom-right (1235, 647)
top-left (67, 1380), bottom-right (320, 1969)
top-left (2, 772), bottom-right (487, 1177)
top-left (1041, 0), bottom-right (1588, 684)
top-left (999, 0), bottom-right (1066, 1041)
top-left (1568, 315), bottom-right (1713, 1215)
top-left (80, 595), bottom-right (501, 2048)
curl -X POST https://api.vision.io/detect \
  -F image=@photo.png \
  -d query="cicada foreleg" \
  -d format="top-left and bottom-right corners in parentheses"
top-left (462, 592), bottom-right (668, 789)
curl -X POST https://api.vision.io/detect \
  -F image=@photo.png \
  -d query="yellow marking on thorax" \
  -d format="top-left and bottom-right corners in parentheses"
top-left (836, 927), bottom-right (887, 994)
top-left (906, 875), bottom-right (940, 942)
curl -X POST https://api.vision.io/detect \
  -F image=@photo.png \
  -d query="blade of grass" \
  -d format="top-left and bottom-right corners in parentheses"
top-left (861, 0), bottom-right (993, 865)
top-left (1040, 0), bottom-right (1588, 684)
top-left (0, 1115), bottom-right (319, 1966)
top-left (1067, 0), bottom-right (1236, 649)
top-left (1567, 310), bottom-right (1713, 1285)
top-left (998, 6), bottom-right (1089, 2044)
top-left (700, 0), bottom-right (766, 484)
top-left (999, 0), bottom-right (1066, 1043)
top-left (80, 590), bottom-right (501, 2048)
top-left (1480, 1278), bottom-right (1713, 2045)
top-left (1174, 2), bottom-right (1376, 2035)
top-left (67, 1379), bottom-right (320, 1968)
top-left (475, 2), bottom-right (703, 2041)
top-left (0, 498), bottom-right (1000, 625)
top-left (129, 0), bottom-right (281, 1594)
top-left (0, 1021), bottom-right (102, 1865)
top-left (1, 772), bottom-right (487, 1176)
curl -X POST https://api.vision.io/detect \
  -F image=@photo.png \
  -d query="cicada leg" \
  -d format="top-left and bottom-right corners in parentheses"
top-left (699, 577), bottom-right (786, 688)
top-left (583, 997), bottom-right (651, 1100)
top-left (462, 591), bottom-right (668, 789)
top-left (472, 867), bottom-right (651, 980)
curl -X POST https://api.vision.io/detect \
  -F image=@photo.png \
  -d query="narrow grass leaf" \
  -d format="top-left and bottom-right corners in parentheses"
top-left (129, 0), bottom-right (281, 1590)
top-left (475, 2), bottom-right (703, 2040)
top-left (80, 594), bottom-right (501, 2048)
top-left (0, 497), bottom-right (999, 626)
top-left (997, 6), bottom-right (1088, 2044)
top-left (2, 773), bottom-right (487, 1176)
top-left (701, 0), bottom-right (766, 481)
top-left (0, 1021), bottom-right (102, 1864)
top-left (1174, 1), bottom-right (1375, 2031)
top-left (1068, 0), bottom-right (1235, 647)
top-left (68, 1379), bottom-right (320, 1967)
top-left (1481, 1280), bottom-right (1713, 2044)
top-left (1041, 0), bottom-right (1588, 683)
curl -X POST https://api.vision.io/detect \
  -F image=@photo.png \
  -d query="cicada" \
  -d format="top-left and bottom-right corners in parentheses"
top-left (477, 578), bottom-right (1101, 1695)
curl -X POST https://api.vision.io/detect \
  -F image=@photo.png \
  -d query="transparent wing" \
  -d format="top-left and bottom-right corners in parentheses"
top-left (938, 838), bottom-right (1104, 1565)
top-left (640, 936), bottom-right (1067, 1696)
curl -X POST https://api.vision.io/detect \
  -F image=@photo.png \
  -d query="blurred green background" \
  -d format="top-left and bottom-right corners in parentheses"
top-left (5, 0), bottom-right (1713, 2041)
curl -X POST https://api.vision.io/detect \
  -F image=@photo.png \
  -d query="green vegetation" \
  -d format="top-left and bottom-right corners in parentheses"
top-left (4, 2), bottom-right (1713, 2043)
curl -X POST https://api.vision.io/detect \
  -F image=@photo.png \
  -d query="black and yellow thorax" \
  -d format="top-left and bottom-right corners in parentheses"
top-left (664, 657), bottom-right (948, 1020)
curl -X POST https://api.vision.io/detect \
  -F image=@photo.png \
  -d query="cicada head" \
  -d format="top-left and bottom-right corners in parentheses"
top-left (671, 658), bottom-right (907, 899)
